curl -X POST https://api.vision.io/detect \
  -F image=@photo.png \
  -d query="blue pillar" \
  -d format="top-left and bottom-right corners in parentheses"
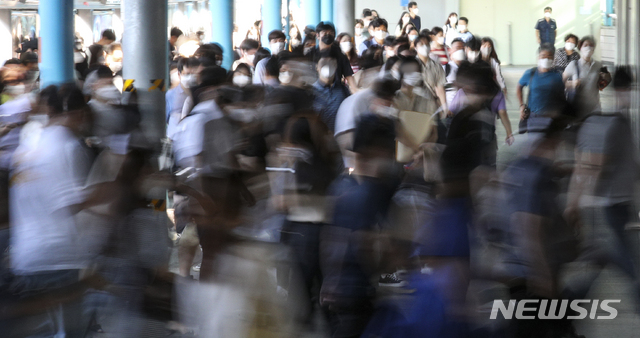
top-left (321, 0), bottom-right (332, 23)
top-left (305, 0), bottom-right (321, 29)
top-left (211, 0), bottom-right (234, 70)
top-left (262, 0), bottom-right (282, 47)
top-left (39, 0), bottom-right (74, 87)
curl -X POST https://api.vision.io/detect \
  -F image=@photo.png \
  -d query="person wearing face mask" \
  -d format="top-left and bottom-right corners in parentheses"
top-left (394, 58), bottom-right (439, 159)
top-left (554, 34), bottom-right (580, 72)
top-left (253, 30), bottom-right (286, 85)
top-left (444, 38), bottom-right (467, 106)
top-left (312, 57), bottom-right (351, 132)
top-left (289, 25), bottom-right (302, 50)
top-left (166, 57), bottom-right (201, 140)
top-left (337, 33), bottom-right (360, 74)
top-left (480, 37), bottom-right (507, 95)
top-left (362, 9), bottom-right (374, 31)
top-left (232, 63), bottom-right (253, 88)
top-left (408, 2), bottom-right (422, 30)
top-left (406, 28), bottom-right (420, 48)
top-left (563, 36), bottom-right (611, 118)
top-left (8, 85), bottom-right (95, 338)
top-left (358, 18), bottom-right (389, 57)
top-left (429, 27), bottom-right (449, 66)
top-left (535, 7), bottom-right (557, 48)
top-left (443, 12), bottom-right (460, 47)
top-left (517, 44), bottom-right (565, 132)
top-left (395, 12), bottom-right (412, 37)
top-left (354, 20), bottom-right (367, 54)
top-left (414, 36), bottom-right (451, 118)
top-left (464, 36), bottom-right (482, 64)
top-left (314, 22), bottom-right (358, 93)
top-left (457, 17), bottom-right (473, 43)
top-left (232, 39), bottom-right (259, 71)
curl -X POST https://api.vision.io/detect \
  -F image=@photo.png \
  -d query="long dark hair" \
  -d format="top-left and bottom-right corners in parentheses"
top-left (336, 32), bottom-right (358, 65)
top-left (481, 37), bottom-right (501, 64)
top-left (445, 12), bottom-right (458, 26)
top-left (397, 11), bottom-right (410, 30)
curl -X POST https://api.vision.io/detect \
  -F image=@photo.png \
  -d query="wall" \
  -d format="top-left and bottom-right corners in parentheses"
top-left (459, 0), bottom-right (603, 65)
top-left (354, 0), bottom-right (458, 34)
top-left (0, 10), bottom-right (12, 62)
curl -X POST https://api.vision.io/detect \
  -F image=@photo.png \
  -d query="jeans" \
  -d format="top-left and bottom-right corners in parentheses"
top-left (1, 269), bottom-right (86, 338)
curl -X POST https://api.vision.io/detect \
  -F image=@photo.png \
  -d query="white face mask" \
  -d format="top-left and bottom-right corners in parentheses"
top-left (279, 71), bottom-right (293, 84)
top-left (450, 17), bottom-right (457, 25)
top-left (467, 50), bottom-right (479, 62)
top-left (355, 27), bottom-right (363, 35)
top-left (216, 59), bottom-right (223, 66)
top-left (181, 74), bottom-right (197, 88)
top-left (451, 49), bottom-right (466, 61)
top-left (538, 58), bottom-right (553, 70)
top-left (386, 49), bottom-right (396, 58)
top-left (233, 75), bottom-right (251, 87)
top-left (417, 45), bottom-right (430, 57)
top-left (391, 69), bottom-right (401, 80)
top-left (565, 42), bottom-right (576, 51)
top-left (544, 12), bottom-right (551, 18)
top-left (245, 53), bottom-right (255, 64)
top-left (480, 46), bottom-right (491, 58)
top-left (409, 35), bottom-right (418, 42)
top-left (458, 25), bottom-right (467, 32)
top-left (412, 8), bottom-right (419, 15)
top-left (374, 30), bottom-right (388, 41)
top-left (340, 42), bottom-right (352, 54)
top-left (109, 61), bottom-right (122, 73)
top-left (270, 42), bottom-right (285, 55)
top-left (403, 72), bottom-right (422, 87)
top-left (437, 36), bottom-right (445, 45)
top-left (580, 46), bottom-right (594, 58)
top-left (320, 65), bottom-right (336, 79)
top-left (403, 17), bottom-right (410, 25)
top-left (291, 39), bottom-right (301, 47)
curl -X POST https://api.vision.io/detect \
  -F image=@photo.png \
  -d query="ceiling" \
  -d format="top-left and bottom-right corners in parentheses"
top-left (0, 0), bottom-right (207, 10)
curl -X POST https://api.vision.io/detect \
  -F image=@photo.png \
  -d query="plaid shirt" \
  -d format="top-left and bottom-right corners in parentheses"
top-left (554, 48), bottom-right (580, 72)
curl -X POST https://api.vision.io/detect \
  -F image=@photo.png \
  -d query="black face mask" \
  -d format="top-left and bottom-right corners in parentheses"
top-left (321, 34), bottom-right (335, 45)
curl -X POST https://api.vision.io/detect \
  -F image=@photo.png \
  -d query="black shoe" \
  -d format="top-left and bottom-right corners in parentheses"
top-left (378, 273), bottom-right (407, 287)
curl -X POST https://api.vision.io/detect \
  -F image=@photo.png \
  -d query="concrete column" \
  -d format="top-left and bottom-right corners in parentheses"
top-left (0, 10), bottom-right (12, 62)
top-left (39, 0), bottom-right (75, 87)
top-left (262, 0), bottom-right (282, 47)
top-left (305, 0), bottom-right (321, 29)
top-left (321, 0), bottom-right (333, 22)
top-left (211, 0), bottom-right (233, 70)
top-left (123, 0), bottom-right (168, 142)
top-left (333, 0), bottom-right (354, 35)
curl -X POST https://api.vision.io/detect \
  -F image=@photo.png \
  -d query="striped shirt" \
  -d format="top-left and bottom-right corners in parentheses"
top-left (431, 47), bottom-right (449, 66)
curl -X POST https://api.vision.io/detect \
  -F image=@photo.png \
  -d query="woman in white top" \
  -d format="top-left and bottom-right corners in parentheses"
top-left (395, 12), bottom-right (411, 37)
top-left (480, 37), bottom-right (507, 95)
top-left (563, 35), bottom-right (612, 117)
top-left (443, 12), bottom-right (460, 47)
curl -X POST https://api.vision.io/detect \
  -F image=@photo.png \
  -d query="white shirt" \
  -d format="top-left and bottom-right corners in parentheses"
top-left (334, 88), bottom-right (376, 136)
top-left (445, 61), bottom-right (460, 105)
top-left (172, 100), bottom-right (224, 167)
top-left (10, 125), bottom-right (92, 274)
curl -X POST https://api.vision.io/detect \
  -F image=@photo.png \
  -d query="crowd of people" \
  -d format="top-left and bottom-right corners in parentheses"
top-left (0, 3), bottom-right (637, 338)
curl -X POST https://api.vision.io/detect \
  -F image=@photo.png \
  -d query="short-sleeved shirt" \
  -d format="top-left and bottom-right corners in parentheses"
top-left (312, 80), bottom-right (351, 132)
top-left (563, 59), bottom-right (603, 114)
top-left (518, 68), bottom-right (564, 116)
top-left (534, 18), bottom-right (557, 45)
top-left (165, 85), bottom-right (188, 139)
top-left (358, 38), bottom-right (380, 57)
top-left (253, 56), bottom-right (270, 85)
top-left (410, 15), bottom-right (421, 31)
top-left (334, 88), bottom-right (376, 136)
top-left (553, 48), bottom-right (580, 72)
top-left (430, 47), bottom-right (448, 66)
top-left (10, 125), bottom-right (92, 274)
top-left (459, 31), bottom-right (473, 43)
